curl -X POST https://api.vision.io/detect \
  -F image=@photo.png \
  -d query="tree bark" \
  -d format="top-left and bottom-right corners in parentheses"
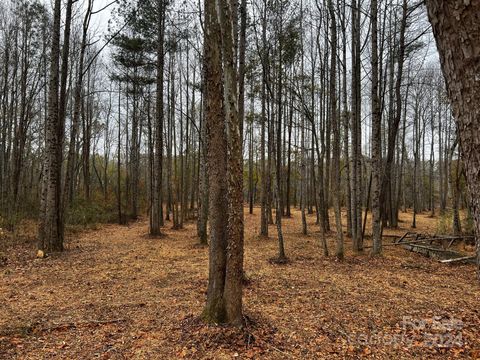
top-left (350, 0), bottom-right (362, 251)
top-left (64, 0), bottom-right (92, 209)
top-left (380, 0), bottom-right (407, 229)
top-left (216, 0), bottom-right (244, 325)
top-left (426, 0), bottom-right (480, 279)
top-left (150, 0), bottom-right (166, 236)
top-left (327, 0), bottom-right (343, 259)
top-left (197, 61), bottom-right (208, 244)
top-left (259, 0), bottom-right (268, 237)
top-left (370, 0), bottom-right (382, 255)
top-left (38, 0), bottom-right (63, 253)
top-left (203, 0), bottom-right (243, 326)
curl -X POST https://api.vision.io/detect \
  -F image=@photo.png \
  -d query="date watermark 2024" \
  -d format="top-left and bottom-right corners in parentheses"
top-left (347, 316), bottom-right (464, 349)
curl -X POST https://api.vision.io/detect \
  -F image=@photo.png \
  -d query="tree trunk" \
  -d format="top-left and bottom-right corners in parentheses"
top-left (203, 0), bottom-right (243, 326)
top-left (259, 0), bottom-right (268, 237)
top-left (117, 82), bottom-right (123, 225)
top-left (38, 0), bottom-right (63, 253)
top-left (64, 0), bottom-right (92, 209)
top-left (217, 0), bottom-right (244, 325)
top-left (370, 0), bottom-right (382, 255)
top-left (197, 58), bottom-right (208, 244)
top-left (380, 0), bottom-right (407, 229)
top-left (350, 0), bottom-right (362, 251)
top-left (150, 0), bottom-right (166, 236)
top-left (274, 19), bottom-right (286, 262)
top-left (426, 0), bottom-right (480, 278)
top-left (327, 0), bottom-right (343, 260)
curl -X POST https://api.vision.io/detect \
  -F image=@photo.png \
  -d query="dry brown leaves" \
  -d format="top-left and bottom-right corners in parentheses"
top-left (0, 208), bottom-right (479, 359)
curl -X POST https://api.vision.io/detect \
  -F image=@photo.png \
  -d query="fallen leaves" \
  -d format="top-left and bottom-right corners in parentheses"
top-left (0, 209), bottom-right (478, 359)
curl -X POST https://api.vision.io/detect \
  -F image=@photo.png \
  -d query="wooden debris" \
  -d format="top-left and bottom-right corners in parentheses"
top-left (363, 238), bottom-right (431, 249)
top-left (369, 232), bottom-right (476, 265)
top-left (439, 256), bottom-right (476, 264)
top-left (394, 232), bottom-right (413, 244)
top-left (402, 243), bottom-right (476, 264)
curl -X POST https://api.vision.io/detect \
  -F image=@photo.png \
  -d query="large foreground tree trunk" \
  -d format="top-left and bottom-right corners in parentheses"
top-left (216, 0), bottom-right (244, 326)
top-left (202, 0), bottom-right (244, 326)
top-left (202, 0), bottom-right (228, 322)
top-left (426, 0), bottom-right (480, 278)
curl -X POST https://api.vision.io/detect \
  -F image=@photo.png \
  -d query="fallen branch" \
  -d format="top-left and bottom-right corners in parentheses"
top-left (403, 244), bottom-right (456, 253)
top-left (439, 256), bottom-right (476, 264)
top-left (402, 243), bottom-right (476, 264)
top-left (364, 238), bottom-right (431, 249)
top-left (395, 232), bottom-right (414, 244)
top-left (419, 236), bottom-right (473, 242)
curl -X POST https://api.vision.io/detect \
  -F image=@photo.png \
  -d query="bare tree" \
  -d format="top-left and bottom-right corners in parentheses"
top-left (150, 0), bottom-right (166, 236)
top-left (38, 0), bottom-right (64, 253)
top-left (327, 0), bottom-right (343, 259)
top-left (370, 0), bottom-right (382, 255)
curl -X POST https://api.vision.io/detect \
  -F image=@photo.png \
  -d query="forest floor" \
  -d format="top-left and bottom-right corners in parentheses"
top-left (0, 208), bottom-right (479, 359)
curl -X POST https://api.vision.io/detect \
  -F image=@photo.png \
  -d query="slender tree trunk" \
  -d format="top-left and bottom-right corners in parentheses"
top-left (259, 0), bottom-right (268, 236)
top-left (274, 17), bottom-right (286, 262)
top-left (350, 0), bottom-right (362, 251)
top-left (327, 0), bottom-right (343, 259)
top-left (197, 54), bottom-right (209, 244)
top-left (38, 0), bottom-right (63, 253)
top-left (150, 0), bottom-right (166, 236)
top-left (371, 0), bottom-right (382, 255)
top-left (300, 2), bottom-right (307, 235)
top-left (117, 82), bottom-right (123, 225)
top-left (248, 80), bottom-right (254, 215)
top-left (429, 105), bottom-right (435, 217)
top-left (285, 92), bottom-right (293, 217)
top-left (380, 0), bottom-right (407, 228)
top-left (64, 0), bottom-right (92, 209)
top-left (340, 0), bottom-right (351, 238)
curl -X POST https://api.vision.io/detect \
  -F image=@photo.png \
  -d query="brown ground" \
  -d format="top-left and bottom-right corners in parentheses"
top-left (1, 209), bottom-right (479, 359)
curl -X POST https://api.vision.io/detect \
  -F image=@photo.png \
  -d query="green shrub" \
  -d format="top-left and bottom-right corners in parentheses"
top-left (66, 197), bottom-right (118, 228)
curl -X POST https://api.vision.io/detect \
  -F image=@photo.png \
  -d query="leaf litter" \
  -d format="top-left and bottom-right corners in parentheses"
top-left (0, 209), bottom-right (479, 359)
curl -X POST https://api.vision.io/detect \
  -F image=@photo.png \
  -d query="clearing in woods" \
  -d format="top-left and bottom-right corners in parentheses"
top-left (1, 209), bottom-right (479, 359)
